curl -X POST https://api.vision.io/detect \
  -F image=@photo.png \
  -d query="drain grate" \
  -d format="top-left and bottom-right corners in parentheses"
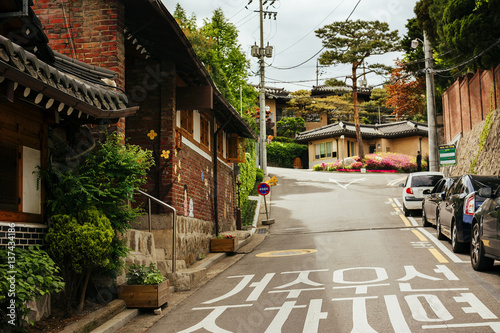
top-left (257, 228), bottom-right (267, 234)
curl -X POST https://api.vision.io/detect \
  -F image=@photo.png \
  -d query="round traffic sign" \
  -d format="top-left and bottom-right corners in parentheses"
top-left (257, 182), bottom-right (271, 196)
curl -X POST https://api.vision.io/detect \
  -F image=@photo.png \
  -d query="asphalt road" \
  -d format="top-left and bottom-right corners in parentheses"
top-left (148, 167), bottom-right (500, 333)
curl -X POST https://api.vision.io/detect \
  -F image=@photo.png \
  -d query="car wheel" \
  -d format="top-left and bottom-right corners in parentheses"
top-left (403, 204), bottom-right (410, 217)
top-left (471, 223), bottom-right (494, 271)
top-left (436, 216), bottom-right (446, 240)
top-left (451, 222), bottom-right (465, 253)
top-left (422, 206), bottom-right (431, 227)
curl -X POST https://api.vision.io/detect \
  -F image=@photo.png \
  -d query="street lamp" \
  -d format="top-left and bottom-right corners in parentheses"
top-left (412, 32), bottom-right (439, 172)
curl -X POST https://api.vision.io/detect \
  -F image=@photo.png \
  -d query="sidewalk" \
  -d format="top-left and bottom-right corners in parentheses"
top-left (75, 195), bottom-right (270, 333)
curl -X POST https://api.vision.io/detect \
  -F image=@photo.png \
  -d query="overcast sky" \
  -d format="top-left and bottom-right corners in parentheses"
top-left (162, 0), bottom-right (419, 92)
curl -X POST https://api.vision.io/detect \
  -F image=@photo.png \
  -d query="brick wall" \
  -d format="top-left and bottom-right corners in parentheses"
top-left (442, 65), bottom-right (500, 142)
top-left (32, 0), bottom-right (126, 89)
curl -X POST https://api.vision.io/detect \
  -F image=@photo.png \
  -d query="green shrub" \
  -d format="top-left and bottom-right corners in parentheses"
top-left (256, 168), bottom-right (264, 183)
top-left (126, 263), bottom-right (165, 285)
top-left (0, 246), bottom-right (65, 329)
top-left (46, 208), bottom-right (114, 313)
top-left (267, 141), bottom-right (308, 168)
top-left (241, 198), bottom-right (258, 226)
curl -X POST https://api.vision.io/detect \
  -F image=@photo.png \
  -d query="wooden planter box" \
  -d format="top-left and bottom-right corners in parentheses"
top-left (118, 279), bottom-right (169, 308)
top-left (210, 237), bottom-right (237, 252)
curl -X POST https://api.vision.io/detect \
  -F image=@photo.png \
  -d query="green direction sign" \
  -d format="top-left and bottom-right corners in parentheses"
top-left (439, 144), bottom-right (456, 166)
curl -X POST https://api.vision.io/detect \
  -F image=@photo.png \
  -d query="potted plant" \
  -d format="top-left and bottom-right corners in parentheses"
top-left (118, 263), bottom-right (169, 308)
top-left (210, 234), bottom-right (238, 252)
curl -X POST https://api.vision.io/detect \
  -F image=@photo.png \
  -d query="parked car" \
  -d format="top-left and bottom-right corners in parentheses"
top-left (400, 172), bottom-right (444, 217)
top-left (470, 186), bottom-right (500, 271)
top-left (422, 177), bottom-right (457, 227)
top-left (437, 175), bottom-right (500, 253)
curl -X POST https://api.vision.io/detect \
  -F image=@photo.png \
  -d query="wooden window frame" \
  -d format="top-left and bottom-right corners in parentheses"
top-left (227, 134), bottom-right (245, 163)
top-left (200, 112), bottom-right (210, 149)
top-left (180, 109), bottom-right (194, 138)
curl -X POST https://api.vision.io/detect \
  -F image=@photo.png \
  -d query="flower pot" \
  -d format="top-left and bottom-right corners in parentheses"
top-left (210, 237), bottom-right (237, 252)
top-left (118, 279), bottom-right (169, 308)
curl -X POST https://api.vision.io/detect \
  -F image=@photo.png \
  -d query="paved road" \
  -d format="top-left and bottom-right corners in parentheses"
top-left (148, 167), bottom-right (500, 332)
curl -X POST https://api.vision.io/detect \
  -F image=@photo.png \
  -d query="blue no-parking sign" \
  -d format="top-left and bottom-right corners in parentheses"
top-left (257, 183), bottom-right (271, 196)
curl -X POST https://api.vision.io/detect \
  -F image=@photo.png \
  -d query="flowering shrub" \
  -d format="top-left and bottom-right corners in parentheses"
top-left (312, 152), bottom-right (425, 173)
top-left (351, 161), bottom-right (363, 169)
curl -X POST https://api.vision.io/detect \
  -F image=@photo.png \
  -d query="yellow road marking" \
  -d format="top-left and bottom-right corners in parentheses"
top-left (428, 248), bottom-right (449, 263)
top-left (399, 214), bottom-right (412, 227)
top-left (411, 229), bottom-right (427, 241)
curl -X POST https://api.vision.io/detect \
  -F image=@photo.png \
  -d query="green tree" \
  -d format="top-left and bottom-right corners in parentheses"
top-left (315, 20), bottom-right (400, 158)
top-left (276, 117), bottom-right (306, 138)
top-left (173, 5), bottom-right (258, 112)
top-left (414, 0), bottom-right (500, 73)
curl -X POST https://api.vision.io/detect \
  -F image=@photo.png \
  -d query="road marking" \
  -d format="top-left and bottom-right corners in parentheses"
top-left (428, 248), bottom-right (449, 263)
top-left (391, 198), bottom-right (462, 264)
top-left (399, 214), bottom-right (412, 227)
top-left (256, 249), bottom-right (317, 258)
top-left (411, 229), bottom-right (427, 242)
top-left (417, 227), bottom-right (468, 263)
top-left (387, 177), bottom-right (406, 186)
top-left (329, 177), bottom-right (366, 189)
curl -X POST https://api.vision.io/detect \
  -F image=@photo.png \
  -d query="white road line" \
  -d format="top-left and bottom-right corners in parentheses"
top-left (417, 227), bottom-right (468, 263)
top-left (391, 197), bottom-right (468, 263)
top-left (388, 177), bottom-right (406, 186)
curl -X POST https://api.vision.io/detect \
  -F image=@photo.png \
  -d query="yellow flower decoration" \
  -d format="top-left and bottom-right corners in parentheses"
top-left (161, 150), bottom-right (170, 159)
top-left (147, 130), bottom-right (157, 140)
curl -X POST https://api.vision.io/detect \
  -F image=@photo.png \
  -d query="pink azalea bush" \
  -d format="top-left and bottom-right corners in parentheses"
top-left (312, 152), bottom-right (426, 173)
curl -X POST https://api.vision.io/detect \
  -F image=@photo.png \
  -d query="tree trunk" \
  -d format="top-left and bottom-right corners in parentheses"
top-left (352, 62), bottom-right (364, 159)
top-left (77, 270), bottom-right (91, 313)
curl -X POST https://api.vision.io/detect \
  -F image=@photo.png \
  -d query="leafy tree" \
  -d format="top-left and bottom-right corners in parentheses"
top-left (385, 59), bottom-right (426, 119)
top-left (173, 5), bottom-right (258, 112)
top-left (46, 209), bottom-right (114, 314)
top-left (276, 117), bottom-right (305, 138)
top-left (414, 0), bottom-right (500, 73)
top-left (324, 78), bottom-right (346, 87)
top-left (315, 20), bottom-right (400, 158)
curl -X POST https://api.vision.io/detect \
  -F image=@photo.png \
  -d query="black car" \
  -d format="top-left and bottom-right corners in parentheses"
top-left (437, 175), bottom-right (500, 253)
top-left (422, 177), bottom-right (457, 227)
top-left (471, 186), bottom-right (500, 271)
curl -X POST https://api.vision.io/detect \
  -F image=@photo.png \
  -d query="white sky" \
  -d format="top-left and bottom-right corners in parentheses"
top-left (162, 0), bottom-right (419, 93)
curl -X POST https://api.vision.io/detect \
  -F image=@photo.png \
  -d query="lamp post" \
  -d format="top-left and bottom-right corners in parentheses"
top-left (412, 32), bottom-right (439, 172)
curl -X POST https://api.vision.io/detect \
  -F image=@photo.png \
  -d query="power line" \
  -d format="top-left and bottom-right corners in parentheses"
top-left (267, 0), bottom-right (362, 71)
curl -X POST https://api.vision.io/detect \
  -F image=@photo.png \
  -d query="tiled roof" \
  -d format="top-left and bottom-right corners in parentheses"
top-left (295, 121), bottom-right (428, 142)
top-left (312, 85), bottom-right (372, 96)
top-left (0, 0), bottom-right (137, 121)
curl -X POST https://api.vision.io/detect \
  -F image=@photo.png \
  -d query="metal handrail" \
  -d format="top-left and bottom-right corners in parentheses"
top-left (136, 189), bottom-right (177, 273)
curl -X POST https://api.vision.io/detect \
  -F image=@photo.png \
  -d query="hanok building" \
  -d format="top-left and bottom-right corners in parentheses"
top-left (31, 0), bottom-right (255, 269)
top-left (296, 121), bottom-right (429, 169)
top-left (0, 0), bottom-right (137, 247)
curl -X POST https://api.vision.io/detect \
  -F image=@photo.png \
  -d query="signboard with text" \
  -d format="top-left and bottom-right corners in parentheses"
top-left (438, 144), bottom-right (456, 166)
top-left (257, 183), bottom-right (271, 196)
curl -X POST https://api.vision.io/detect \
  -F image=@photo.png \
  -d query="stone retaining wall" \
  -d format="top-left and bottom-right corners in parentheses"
top-left (448, 108), bottom-right (500, 176)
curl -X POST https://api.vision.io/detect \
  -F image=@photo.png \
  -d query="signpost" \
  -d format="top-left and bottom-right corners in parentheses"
top-left (438, 144), bottom-right (456, 166)
top-left (258, 182), bottom-right (274, 225)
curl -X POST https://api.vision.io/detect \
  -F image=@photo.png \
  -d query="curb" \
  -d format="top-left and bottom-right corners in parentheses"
top-left (59, 299), bottom-right (126, 333)
top-left (90, 309), bottom-right (139, 333)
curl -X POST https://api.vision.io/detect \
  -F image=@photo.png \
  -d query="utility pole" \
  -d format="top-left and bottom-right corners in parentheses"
top-left (258, 0), bottom-right (267, 176)
top-left (423, 32), bottom-right (439, 172)
top-left (250, 0), bottom-right (275, 176)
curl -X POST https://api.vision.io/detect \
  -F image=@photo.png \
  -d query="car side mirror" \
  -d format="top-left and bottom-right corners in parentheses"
top-left (423, 189), bottom-right (431, 195)
top-left (478, 187), bottom-right (492, 198)
top-left (399, 183), bottom-right (404, 187)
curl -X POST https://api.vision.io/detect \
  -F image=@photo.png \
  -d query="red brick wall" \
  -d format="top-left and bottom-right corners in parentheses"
top-left (124, 57), bottom-right (236, 228)
top-left (33, 0), bottom-right (126, 89)
top-left (442, 65), bottom-right (500, 142)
